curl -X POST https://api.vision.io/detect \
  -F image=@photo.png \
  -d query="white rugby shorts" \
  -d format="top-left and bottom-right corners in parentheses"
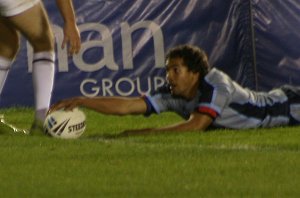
top-left (0, 0), bottom-right (40, 17)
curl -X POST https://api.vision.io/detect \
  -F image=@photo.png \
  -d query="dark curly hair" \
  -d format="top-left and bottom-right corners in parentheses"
top-left (165, 45), bottom-right (210, 80)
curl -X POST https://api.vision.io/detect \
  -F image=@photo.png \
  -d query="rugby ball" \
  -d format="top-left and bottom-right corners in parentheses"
top-left (44, 108), bottom-right (86, 139)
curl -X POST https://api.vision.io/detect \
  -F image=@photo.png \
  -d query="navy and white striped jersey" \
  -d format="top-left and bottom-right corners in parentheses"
top-left (143, 68), bottom-right (300, 129)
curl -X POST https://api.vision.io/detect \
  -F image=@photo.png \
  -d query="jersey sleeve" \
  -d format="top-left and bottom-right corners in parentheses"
top-left (141, 84), bottom-right (171, 116)
top-left (142, 95), bottom-right (162, 116)
top-left (197, 74), bottom-right (232, 119)
top-left (141, 85), bottom-right (187, 116)
top-left (197, 106), bottom-right (218, 119)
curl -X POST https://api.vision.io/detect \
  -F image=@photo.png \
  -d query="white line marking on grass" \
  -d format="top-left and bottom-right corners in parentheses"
top-left (88, 136), bottom-right (300, 152)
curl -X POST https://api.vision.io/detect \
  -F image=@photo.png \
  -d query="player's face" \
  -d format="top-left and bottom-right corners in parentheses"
top-left (166, 57), bottom-right (200, 99)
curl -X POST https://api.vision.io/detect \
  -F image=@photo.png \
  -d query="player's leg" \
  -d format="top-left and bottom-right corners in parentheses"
top-left (0, 17), bottom-right (26, 133)
top-left (7, 2), bottom-right (55, 129)
top-left (0, 16), bottom-right (20, 99)
top-left (281, 85), bottom-right (300, 125)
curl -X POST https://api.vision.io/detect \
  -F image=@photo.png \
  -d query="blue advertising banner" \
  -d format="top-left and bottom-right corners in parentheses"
top-left (252, 0), bottom-right (300, 90)
top-left (1, 0), bottom-right (300, 107)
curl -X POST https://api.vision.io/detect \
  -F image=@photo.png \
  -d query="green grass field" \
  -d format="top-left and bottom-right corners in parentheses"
top-left (1, 107), bottom-right (300, 197)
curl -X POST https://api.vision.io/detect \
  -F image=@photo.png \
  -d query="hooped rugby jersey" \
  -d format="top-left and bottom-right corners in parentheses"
top-left (143, 68), bottom-right (297, 129)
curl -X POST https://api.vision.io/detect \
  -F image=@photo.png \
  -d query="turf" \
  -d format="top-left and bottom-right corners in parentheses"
top-left (1, 107), bottom-right (300, 197)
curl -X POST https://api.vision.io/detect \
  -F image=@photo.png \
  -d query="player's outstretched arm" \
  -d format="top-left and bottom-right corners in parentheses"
top-left (49, 96), bottom-right (147, 115)
top-left (55, 0), bottom-right (81, 54)
top-left (119, 112), bottom-right (213, 136)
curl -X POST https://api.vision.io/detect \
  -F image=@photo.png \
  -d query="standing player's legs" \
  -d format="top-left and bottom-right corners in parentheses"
top-left (0, 17), bottom-right (24, 133)
top-left (7, 2), bottom-right (55, 131)
top-left (0, 16), bottom-right (20, 99)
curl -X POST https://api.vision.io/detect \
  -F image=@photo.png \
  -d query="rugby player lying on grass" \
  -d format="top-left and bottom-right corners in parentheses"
top-left (49, 45), bottom-right (300, 136)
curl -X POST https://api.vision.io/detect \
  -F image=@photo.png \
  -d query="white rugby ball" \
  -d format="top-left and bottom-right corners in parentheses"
top-left (44, 108), bottom-right (86, 139)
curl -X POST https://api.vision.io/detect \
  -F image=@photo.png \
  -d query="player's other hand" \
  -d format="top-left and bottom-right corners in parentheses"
top-left (61, 23), bottom-right (81, 55)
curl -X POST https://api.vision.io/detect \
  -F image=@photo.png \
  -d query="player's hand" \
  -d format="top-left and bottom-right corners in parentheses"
top-left (61, 23), bottom-right (81, 55)
top-left (48, 97), bottom-right (81, 114)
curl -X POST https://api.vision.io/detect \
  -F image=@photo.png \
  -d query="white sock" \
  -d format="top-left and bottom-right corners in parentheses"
top-left (0, 56), bottom-right (13, 96)
top-left (32, 51), bottom-right (55, 121)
